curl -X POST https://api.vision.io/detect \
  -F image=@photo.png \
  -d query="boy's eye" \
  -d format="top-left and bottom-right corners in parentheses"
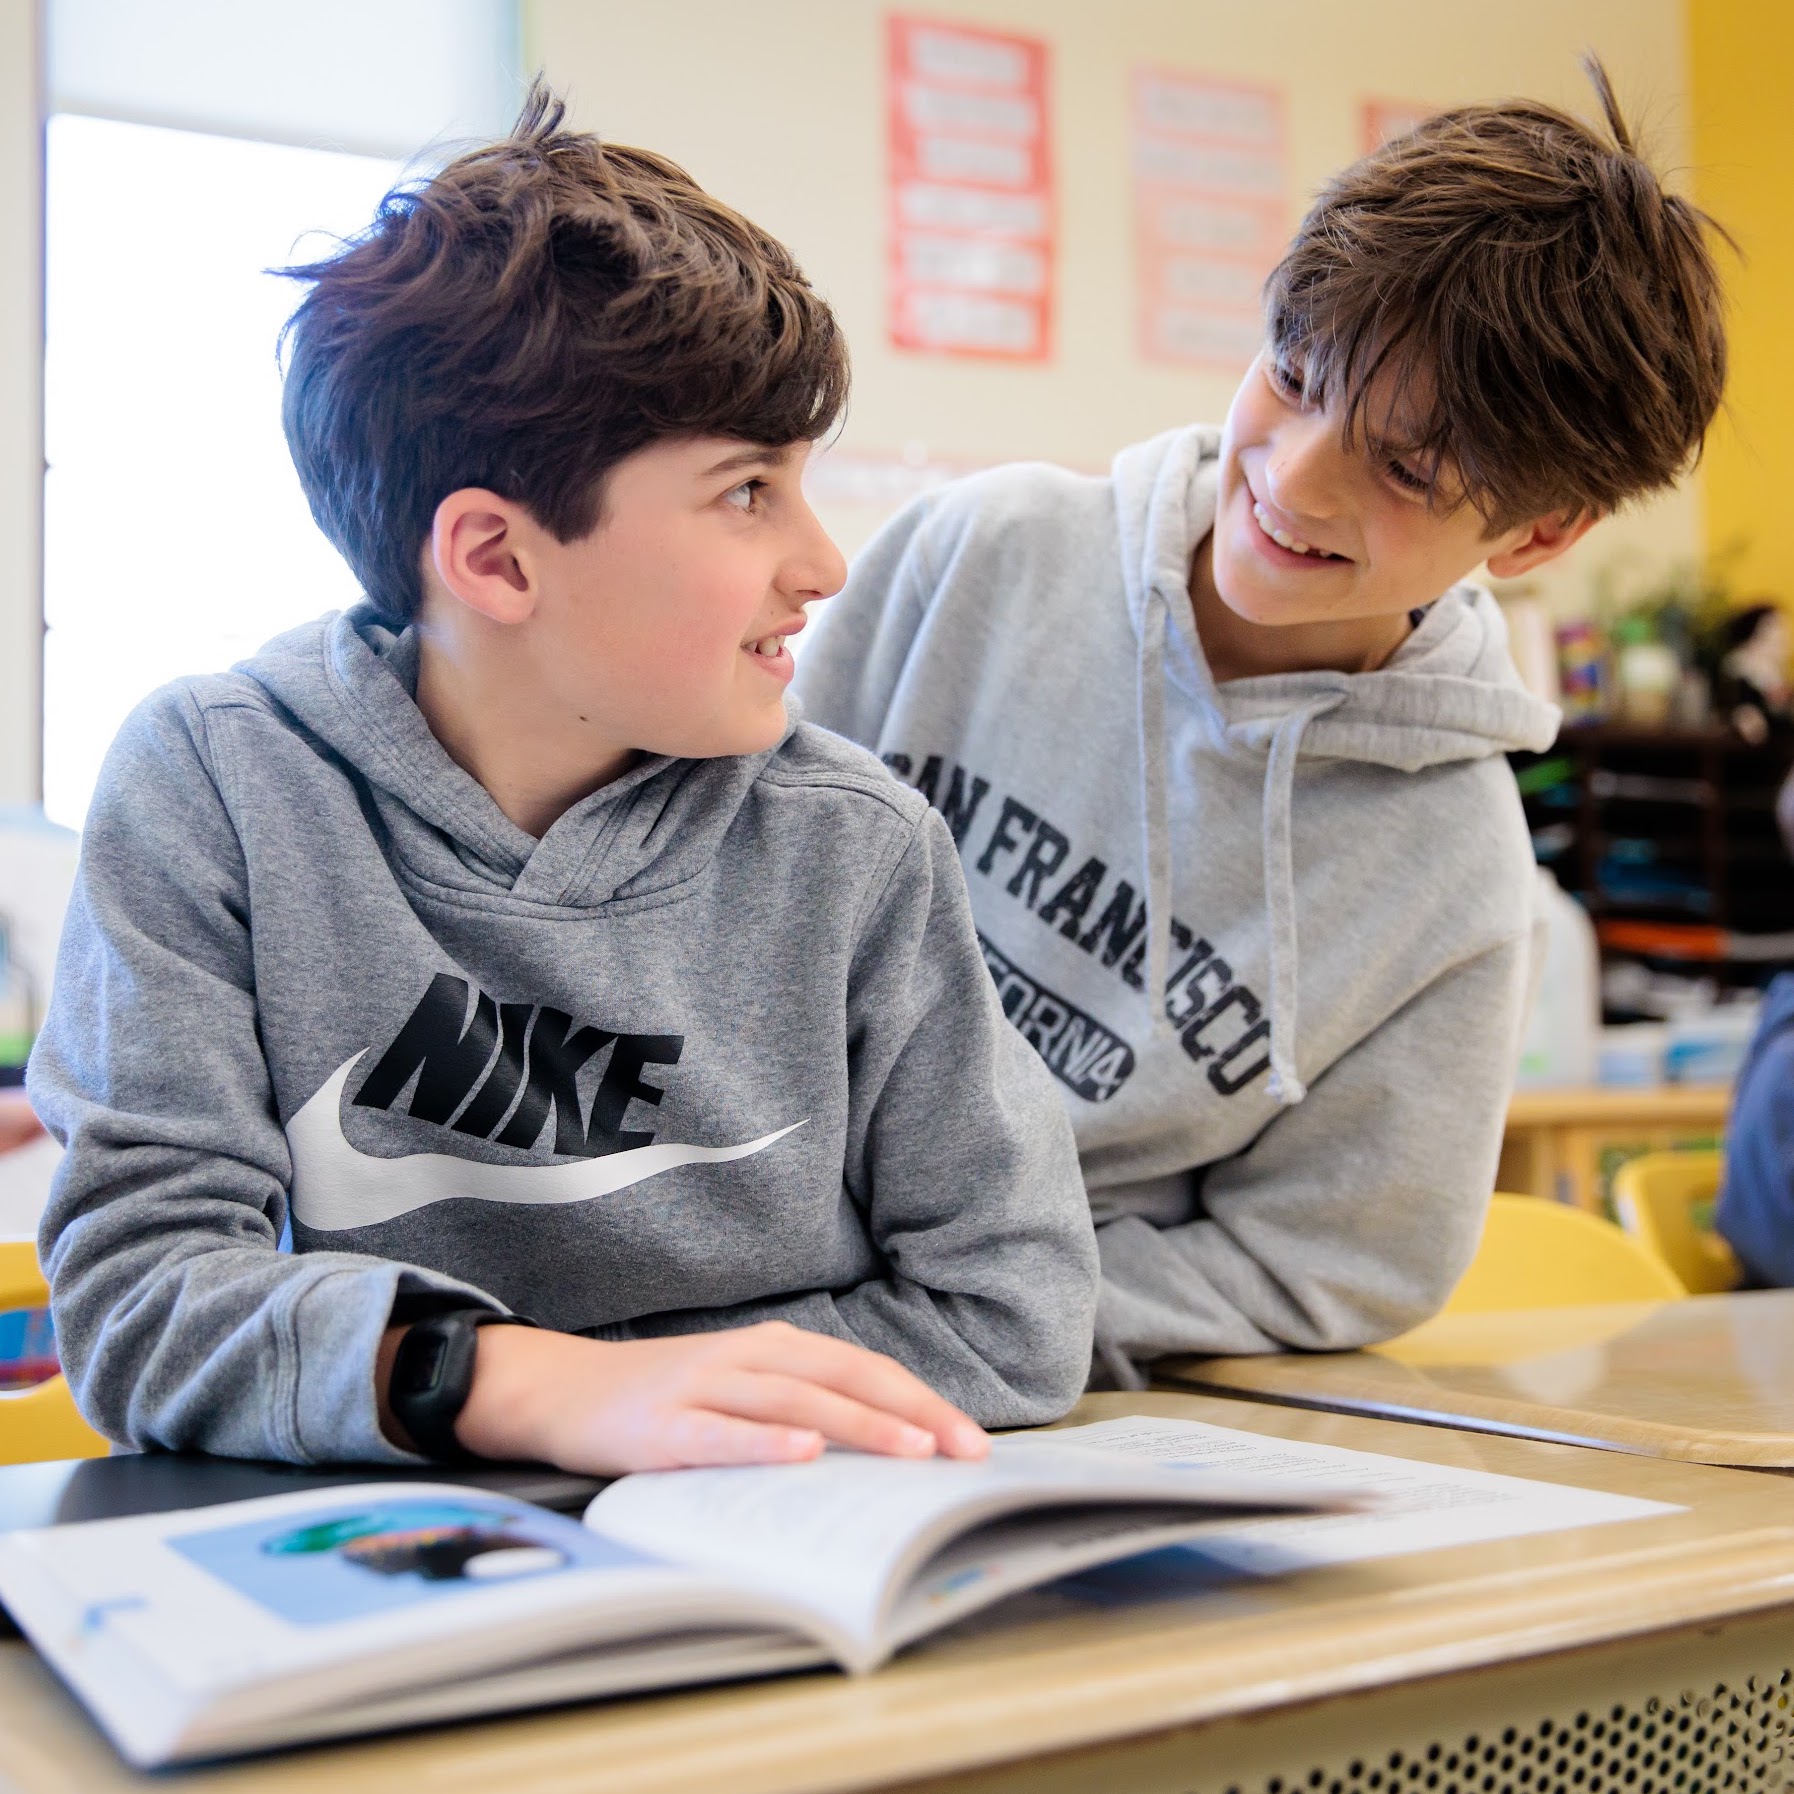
top-left (724, 479), bottom-right (766, 512)
top-left (1267, 357), bottom-right (1306, 402)
top-left (1384, 457), bottom-right (1432, 496)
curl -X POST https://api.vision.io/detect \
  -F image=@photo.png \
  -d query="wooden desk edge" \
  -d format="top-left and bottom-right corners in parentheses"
top-left (7, 1526), bottom-right (1794, 1794)
top-left (1158, 1358), bottom-right (1794, 1467)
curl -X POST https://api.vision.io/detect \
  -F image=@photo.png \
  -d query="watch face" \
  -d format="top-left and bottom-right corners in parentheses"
top-left (392, 1315), bottom-right (483, 1459)
top-left (402, 1329), bottom-right (452, 1397)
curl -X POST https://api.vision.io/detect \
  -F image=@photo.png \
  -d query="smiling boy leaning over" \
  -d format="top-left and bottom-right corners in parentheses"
top-left (796, 64), bottom-right (1728, 1382)
top-left (26, 87), bottom-right (1098, 1473)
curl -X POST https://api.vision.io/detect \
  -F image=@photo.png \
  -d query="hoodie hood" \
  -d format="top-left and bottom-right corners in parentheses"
top-left (243, 606), bottom-right (785, 911)
top-left (1112, 425), bottom-right (1559, 1103)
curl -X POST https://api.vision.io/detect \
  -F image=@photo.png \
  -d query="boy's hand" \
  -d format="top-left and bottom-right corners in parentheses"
top-left (399, 1320), bottom-right (990, 1475)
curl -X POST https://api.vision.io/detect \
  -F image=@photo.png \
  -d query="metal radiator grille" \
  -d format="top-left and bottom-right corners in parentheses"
top-left (892, 1612), bottom-right (1794, 1794)
top-left (1222, 1670), bottom-right (1794, 1794)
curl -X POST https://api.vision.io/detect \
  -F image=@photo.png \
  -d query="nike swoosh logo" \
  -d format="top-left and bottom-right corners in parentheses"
top-left (286, 1054), bottom-right (805, 1232)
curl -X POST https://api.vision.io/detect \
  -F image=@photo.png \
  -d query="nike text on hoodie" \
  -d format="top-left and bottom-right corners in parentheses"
top-left (28, 609), bottom-right (1098, 1464)
top-left (794, 424), bottom-right (1560, 1375)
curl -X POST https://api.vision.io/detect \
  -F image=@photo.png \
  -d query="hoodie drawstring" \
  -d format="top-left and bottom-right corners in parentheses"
top-left (1136, 587), bottom-right (1175, 1037)
top-left (1260, 692), bottom-right (1346, 1106)
top-left (1139, 579), bottom-right (1342, 1104)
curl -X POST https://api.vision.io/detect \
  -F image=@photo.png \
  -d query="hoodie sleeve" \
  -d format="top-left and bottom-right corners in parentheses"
top-left (1094, 933), bottom-right (1533, 1364)
top-left (623, 805), bottom-right (1099, 1426)
top-left (791, 492), bottom-right (940, 746)
top-left (27, 689), bottom-right (501, 1464)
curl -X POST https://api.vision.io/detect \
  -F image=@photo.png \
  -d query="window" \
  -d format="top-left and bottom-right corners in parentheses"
top-left (42, 116), bottom-right (399, 827)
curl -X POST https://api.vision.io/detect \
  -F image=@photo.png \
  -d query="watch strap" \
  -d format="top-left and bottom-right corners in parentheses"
top-left (389, 1308), bottom-right (533, 1462)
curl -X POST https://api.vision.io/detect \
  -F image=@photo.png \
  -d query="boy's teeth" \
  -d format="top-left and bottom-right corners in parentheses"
top-left (753, 636), bottom-right (782, 657)
top-left (1253, 501), bottom-right (1321, 557)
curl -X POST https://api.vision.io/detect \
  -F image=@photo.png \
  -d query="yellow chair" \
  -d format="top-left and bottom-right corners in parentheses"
top-left (1610, 1151), bottom-right (1741, 1296)
top-left (1375, 1194), bottom-right (1688, 1365)
top-left (0, 1240), bottom-right (109, 1464)
top-left (1440, 1192), bottom-right (1687, 1315)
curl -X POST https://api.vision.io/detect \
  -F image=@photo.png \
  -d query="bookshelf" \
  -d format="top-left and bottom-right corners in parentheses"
top-left (1515, 724), bottom-right (1794, 1016)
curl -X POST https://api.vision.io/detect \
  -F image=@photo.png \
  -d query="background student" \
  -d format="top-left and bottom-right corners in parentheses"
top-left (796, 67), bottom-right (1728, 1381)
top-left (26, 89), bottom-right (1099, 1475)
top-left (1717, 973), bottom-right (1794, 1286)
top-left (1717, 761), bottom-right (1794, 1289)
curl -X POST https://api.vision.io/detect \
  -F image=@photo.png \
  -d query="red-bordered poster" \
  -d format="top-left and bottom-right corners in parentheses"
top-left (1362, 97), bottom-right (1431, 153)
top-left (886, 15), bottom-right (1054, 361)
top-left (1131, 68), bottom-right (1288, 370)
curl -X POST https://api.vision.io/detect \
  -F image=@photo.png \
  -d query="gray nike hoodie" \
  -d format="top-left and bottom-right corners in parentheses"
top-left (28, 608), bottom-right (1097, 1463)
top-left (795, 424), bottom-right (1560, 1373)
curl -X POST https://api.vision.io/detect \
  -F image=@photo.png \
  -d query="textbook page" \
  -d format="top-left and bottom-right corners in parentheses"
top-left (0, 1484), bottom-right (816, 1766)
top-left (585, 1437), bottom-right (1375, 1666)
top-left (1051, 1416), bottom-right (1681, 1573)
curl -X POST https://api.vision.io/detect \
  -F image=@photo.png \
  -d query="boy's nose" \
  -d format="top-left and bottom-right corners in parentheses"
top-left (791, 508), bottom-right (849, 601)
top-left (1264, 412), bottom-right (1344, 522)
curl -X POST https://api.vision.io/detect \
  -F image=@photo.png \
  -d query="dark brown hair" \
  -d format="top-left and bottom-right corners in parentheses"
top-left (278, 82), bottom-right (850, 621)
top-left (1262, 59), bottom-right (1728, 530)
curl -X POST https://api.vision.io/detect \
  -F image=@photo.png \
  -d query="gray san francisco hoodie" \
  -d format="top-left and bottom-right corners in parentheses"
top-left (28, 608), bottom-right (1098, 1463)
top-left (795, 424), bottom-right (1560, 1372)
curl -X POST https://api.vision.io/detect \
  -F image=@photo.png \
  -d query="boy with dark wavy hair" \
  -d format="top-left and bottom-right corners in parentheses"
top-left (798, 64), bottom-right (1728, 1381)
top-left (28, 88), bottom-right (1098, 1472)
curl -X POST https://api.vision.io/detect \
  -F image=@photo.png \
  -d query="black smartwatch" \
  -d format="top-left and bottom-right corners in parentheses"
top-left (388, 1309), bottom-right (533, 1462)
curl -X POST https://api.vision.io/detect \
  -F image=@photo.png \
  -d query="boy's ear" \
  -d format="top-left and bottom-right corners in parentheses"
top-left (1483, 509), bottom-right (1602, 579)
top-left (427, 489), bottom-right (538, 625)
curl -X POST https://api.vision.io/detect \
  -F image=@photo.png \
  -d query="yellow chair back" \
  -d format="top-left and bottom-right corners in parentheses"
top-left (0, 1240), bottom-right (109, 1464)
top-left (1610, 1151), bottom-right (1740, 1296)
top-left (1439, 1192), bottom-right (1687, 1315)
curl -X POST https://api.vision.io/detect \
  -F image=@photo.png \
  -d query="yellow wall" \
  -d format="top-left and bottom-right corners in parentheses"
top-left (528, 0), bottom-right (1699, 610)
top-left (1689, 0), bottom-right (1794, 604)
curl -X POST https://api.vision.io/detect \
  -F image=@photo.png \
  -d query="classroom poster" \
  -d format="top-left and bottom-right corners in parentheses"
top-left (886, 16), bottom-right (1054, 361)
top-left (1130, 69), bottom-right (1288, 370)
top-left (1362, 98), bottom-right (1431, 152)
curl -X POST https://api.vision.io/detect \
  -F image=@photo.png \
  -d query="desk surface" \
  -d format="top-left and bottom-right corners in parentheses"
top-left (1166, 1288), bottom-right (1794, 1466)
top-left (1504, 1084), bottom-right (1730, 1127)
top-left (2, 1391), bottom-right (1792, 1794)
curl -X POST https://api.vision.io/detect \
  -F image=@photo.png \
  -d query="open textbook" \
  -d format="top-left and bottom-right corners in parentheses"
top-left (0, 1415), bottom-right (1676, 1767)
top-left (0, 1420), bottom-right (1376, 1765)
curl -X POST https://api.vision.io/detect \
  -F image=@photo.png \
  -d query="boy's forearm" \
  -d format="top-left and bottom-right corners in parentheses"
top-left (823, 811), bottom-right (1099, 1421)
top-left (623, 1269), bottom-right (1090, 1428)
top-left (389, 1316), bottom-right (990, 1474)
top-left (45, 1197), bottom-right (498, 1464)
top-left (1096, 940), bottom-right (1529, 1368)
top-left (831, 1281), bottom-right (1091, 1425)
top-left (380, 1322), bottom-right (587, 1463)
top-left (1094, 1214), bottom-right (1295, 1361)
top-left (57, 1253), bottom-right (408, 1461)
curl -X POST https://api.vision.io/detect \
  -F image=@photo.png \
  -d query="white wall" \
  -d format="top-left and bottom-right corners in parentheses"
top-left (0, 1), bottom-right (43, 807)
top-left (0, 0), bottom-right (1710, 808)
